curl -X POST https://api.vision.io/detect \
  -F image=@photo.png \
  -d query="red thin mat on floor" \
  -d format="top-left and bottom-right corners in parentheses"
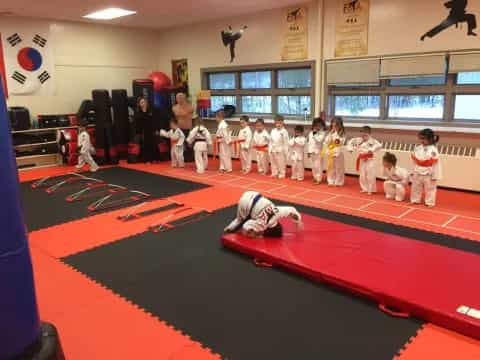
top-left (31, 247), bottom-right (219, 359)
top-left (222, 214), bottom-right (480, 340)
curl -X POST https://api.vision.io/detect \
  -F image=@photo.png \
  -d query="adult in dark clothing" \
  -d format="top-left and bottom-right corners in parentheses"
top-left (135, 97), bottom-right (158, 163)
top-left (421, 0), bottom-right (477, 40)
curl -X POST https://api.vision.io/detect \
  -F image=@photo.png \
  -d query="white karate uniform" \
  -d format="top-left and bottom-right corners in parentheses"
top-left (238, 126), bottom-right (253, 173)
top-left (187, 125), bottom-right (212, 173)
top-left (269, 127), bottom-right (289, 178)
top-left (307, 130), bottom-right (327, 182)
top-left (252, 130), bottom-right (270, 174)
top-left (323, 131), bottom-right (346, 186)
top-left (216, 120), bottom-right (232, 172)
top-left (76, 130), bottom-right (98, 171)
top-left (225, 191), bottom-right (302, 235)
top-left (160, 128), bottom-right (185, 167)
top-left (347, 136), bottom-right (382, 193)
top-left (410, 144), bottom-right (442, 207)
top-left (289, 135), bottom-right (307, 181)
top-left (383, 166), bottom-right (410, 202)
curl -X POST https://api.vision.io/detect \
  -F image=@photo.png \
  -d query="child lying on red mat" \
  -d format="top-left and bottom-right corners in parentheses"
top-left (224, 191), bottom-right (303, 238)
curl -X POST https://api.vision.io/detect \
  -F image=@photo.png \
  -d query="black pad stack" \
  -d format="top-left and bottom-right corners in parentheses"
top-left (92, 89), bottom-right (118, 165)
top-left (111, 89), bottom-right (130, 159)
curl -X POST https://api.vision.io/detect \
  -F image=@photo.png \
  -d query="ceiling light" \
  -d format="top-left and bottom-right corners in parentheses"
top-left (83, 8), bottom-right (136, 20)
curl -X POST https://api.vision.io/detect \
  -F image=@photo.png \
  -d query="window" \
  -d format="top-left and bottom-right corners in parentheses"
top-left (328, 54), bottom-right (480, 123)
top-left (389, 76), bottom-right (445, 86)
top-left (211, 96), bottom-right (236, 112)
top-left (388, 95), bottom-right (444, 119)
top-left (278, 96), bottom-right (311, 115)
top-left (334, 96), bottom-right (380, 117)
top-left (242, 96), bottom-right (272, 113)
top-left (457, 71), bottom-right (480, 85)
top-left (202, 62), bottom-right (314, 118)
top-left (454, 95), bottom-right (480, 120)
top-left (241, 71), bottom-right (271, 89)
top-left (278, 68), bottom-right (312, 88)
top-left (209, 73), bottom-right (236, 89)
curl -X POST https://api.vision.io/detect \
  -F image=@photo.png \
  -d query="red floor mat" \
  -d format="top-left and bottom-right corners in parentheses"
top-left (222, 214), bottom-right (480, 340)
top-left (31, 247), bottom-right (219, 359)
top-left (29, 199), bottom-right (200, 258)
top-left (396, 324), bottom-right (480, 359)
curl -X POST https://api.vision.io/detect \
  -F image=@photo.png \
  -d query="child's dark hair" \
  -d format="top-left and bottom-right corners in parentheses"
top-left (418, 128), bottom-right (439, 144)
top-left (240, 115), bottom-right (250, 122)
top-left (330, 116), bottom-right (345, 136)
top-left (383, 152), bottom-right (397, 166)
top-left (295, 125), bottom-right (304, 134)
top-left (312, 117), bottom-right (327, 131)
top-left (361, 126), bottom-right (371, 134)
top-left (255, 118), bottom-right (265, 125)
top-left (274, 114), bottom-right (285, 122)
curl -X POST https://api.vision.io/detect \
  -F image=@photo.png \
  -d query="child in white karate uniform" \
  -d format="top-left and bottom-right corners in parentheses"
top-left (289, 125), bottom-right (307, 181)
top-left (252, 118), bottom-right (270, 175)
top-left (187, 117), bottom-right (212, 173)
top-left (224, 191), bottom-right (303, 238)
top-left (269, 115), bottom-right (289, 179)
top-left (382, 152), bottom-right (410, 202)
top-left (76, 124), bottom-right (99, 172)
top-left (215, 110), bottom-right (232, 172)
top-left (347, 126), bottom-right (382, 194)
top-left (410, 129), bottom-right (442, 207)
top-left (307, 117), bottom-right (327, 184)
top-left (237, 115), bottom-right (253, 173)
top-left (323, 117), bottom-right (346, 186)
top-left (159, 118), bottom-right (185, 168)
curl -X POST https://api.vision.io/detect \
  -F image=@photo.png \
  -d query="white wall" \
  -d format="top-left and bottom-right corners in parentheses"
top-left (323, 0), bottom-right (480, 59)
top-left (156, 1), bottom-right (321, 112)
top-left (3, 16), bottom-right (157, 117)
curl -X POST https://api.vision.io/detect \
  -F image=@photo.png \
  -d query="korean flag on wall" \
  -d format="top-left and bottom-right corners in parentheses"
top-left (0, 24), bottom-right (55, 96)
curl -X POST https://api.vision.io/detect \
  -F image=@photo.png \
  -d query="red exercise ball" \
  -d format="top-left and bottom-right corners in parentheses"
top-left (149, 72), bottom-right (172, 91)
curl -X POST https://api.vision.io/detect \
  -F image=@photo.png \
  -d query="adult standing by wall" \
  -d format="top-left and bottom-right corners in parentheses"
top-left (135, 97), bottom-right (158, 163)
top-left (172, 92), bottom-right (194, 162)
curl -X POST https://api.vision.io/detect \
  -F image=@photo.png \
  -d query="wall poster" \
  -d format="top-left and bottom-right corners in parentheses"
top-left (281, 7), bottom-right (308, 61)
top-left (335, 0), bottom-right (370, 57)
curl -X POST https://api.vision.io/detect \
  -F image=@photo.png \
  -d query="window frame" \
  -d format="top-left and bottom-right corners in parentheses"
top-left (201, 61), bottom-right (315, 120)
top-left (326, 72), bottom-right (480, 124)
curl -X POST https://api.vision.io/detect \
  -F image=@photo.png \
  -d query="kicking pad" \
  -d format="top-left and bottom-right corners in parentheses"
top-left (222, 213), bottom-right (480, 340)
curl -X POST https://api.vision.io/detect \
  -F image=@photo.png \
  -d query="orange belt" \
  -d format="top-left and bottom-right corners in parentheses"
top-left (254, 145), bottom-right (268, 152)
top-left (356, 152), bottom-right (374, 171)
top-left (233, 139), bottom-right (246, 155)
top-left (411, 155), bottom-right (438, 167)
top-left (171, 139), bottom-right (178, 146)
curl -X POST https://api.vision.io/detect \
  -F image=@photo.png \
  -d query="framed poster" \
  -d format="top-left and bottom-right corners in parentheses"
top-left (172, 58), bottom-right (188, 88)
top-left (335, 0), bottom-right (370, 57)
top-left (281, 7), bottom-right (308, 61)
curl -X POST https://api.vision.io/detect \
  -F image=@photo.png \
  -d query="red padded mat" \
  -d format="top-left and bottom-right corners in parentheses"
top-left (222, 214), bottom-right (480, 340)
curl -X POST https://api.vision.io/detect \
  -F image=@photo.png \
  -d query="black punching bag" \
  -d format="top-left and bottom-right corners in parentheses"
top-left (111, 89), bottom-right (129, 159)
top-left (92, 89), bottom-right (118, 165)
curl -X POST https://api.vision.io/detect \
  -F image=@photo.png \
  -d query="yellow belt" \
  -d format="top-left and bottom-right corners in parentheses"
top-left (321, 143), bottom-right (342, 171)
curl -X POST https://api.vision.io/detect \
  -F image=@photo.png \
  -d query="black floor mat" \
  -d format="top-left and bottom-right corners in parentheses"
top-left (21, 167), bottom-right (209, 231)
top-left (64, 206), bottom-right (422, 360)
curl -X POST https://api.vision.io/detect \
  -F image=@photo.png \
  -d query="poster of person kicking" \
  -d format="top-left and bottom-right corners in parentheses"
top-left (335, 0), bottom-right (370, 57)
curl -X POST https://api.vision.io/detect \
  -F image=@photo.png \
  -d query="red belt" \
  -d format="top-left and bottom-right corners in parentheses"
top-left (356, 152), bottom-right (373, 171)
top-left (254, 145), bottom-right (268, 152)
top-left (411, 154), bottom-right (438, 167)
